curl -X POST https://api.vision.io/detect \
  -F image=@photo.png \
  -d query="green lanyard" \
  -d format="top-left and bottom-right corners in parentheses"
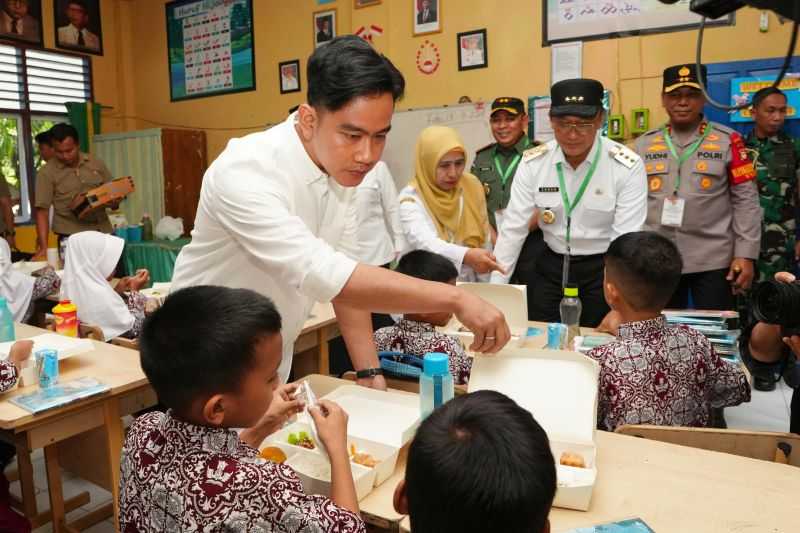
top-left (662, 125), bottom-right (710, 194)
top-left (493, 138), bottom-right (529, 186)
top-left (555, 145), bottom-right (602, 248)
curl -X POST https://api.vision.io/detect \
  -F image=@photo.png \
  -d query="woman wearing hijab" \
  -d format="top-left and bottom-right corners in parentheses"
top-left (0, 239), bottom-right (60, 323)
top-left (61, 231), bottom-right (150, 340)
top-left (398, 126), bottom-right (504, 281)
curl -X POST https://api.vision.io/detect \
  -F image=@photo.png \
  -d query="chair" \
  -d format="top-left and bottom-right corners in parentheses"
top-left (615, 424), bottom-right (800, 467)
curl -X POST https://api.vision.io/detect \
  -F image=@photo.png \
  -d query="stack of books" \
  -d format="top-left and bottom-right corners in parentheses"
top-left (662, 310), bottom-right (741, 363)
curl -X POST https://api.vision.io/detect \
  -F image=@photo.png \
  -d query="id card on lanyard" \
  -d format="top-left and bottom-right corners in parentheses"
top-left (661, 125), bottom-right (710, 227)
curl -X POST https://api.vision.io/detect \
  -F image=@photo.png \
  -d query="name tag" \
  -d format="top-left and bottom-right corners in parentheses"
top-left (644, 152), bottom-right (669, 161)
top-left (696, 151), bottom-right (724, 161)
top-left (661, 196), bottom-right (685, 227)
top-left (538, 186), bottom-right (559, 193)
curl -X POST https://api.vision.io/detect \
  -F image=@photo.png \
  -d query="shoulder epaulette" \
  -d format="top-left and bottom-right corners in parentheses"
top-left (522, 144), bottom-right (548, 162)
top-left (475, 142), bottom-right (495, 154)
top-left (609, 143), bottom-right (640, 169)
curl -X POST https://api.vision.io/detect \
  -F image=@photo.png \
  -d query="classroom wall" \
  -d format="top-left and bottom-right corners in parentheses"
top-left (117, 1), bottom-right (796, 161)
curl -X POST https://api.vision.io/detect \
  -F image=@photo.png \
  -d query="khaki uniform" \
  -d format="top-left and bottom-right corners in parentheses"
top-left (636, 121), bottom-right (761, 274)
top-left (35, 153), bottom-right (113, 235)
top-left (0, 174), bottom-right (11, 236)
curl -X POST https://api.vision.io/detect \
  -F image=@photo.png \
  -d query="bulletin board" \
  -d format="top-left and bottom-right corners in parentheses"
top-left (543, 0), bottom-right (733, 45)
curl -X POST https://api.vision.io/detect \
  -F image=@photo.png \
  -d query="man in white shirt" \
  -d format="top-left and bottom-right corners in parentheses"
top-left (57, 0), bottom-right (100, 51)
top-left (354, 161), bottom-right (406, 268)
top-left (172, 36), bottom-right (510, 390)
top-left (491, 79), bottom-right (647, 327)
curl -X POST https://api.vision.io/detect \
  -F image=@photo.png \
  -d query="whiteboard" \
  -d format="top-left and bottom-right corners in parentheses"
top-left (381, 103), bottom-right (495, 190)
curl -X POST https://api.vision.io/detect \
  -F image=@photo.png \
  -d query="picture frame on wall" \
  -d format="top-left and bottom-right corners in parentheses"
top-left (457, 29), bottom-right (486, 71)
top-left (631, 108), bottom-right (650, 135)
top-left (279, 59), bottom-right (301, 94)
top-left (314, 8), bottom-right (336, 47)
top-left (0, 0), bottom-right (43, 45)
top-left (413, 0), bottom-right (440, 36)
top-left (166, 0), bottom-right (256, 102)
top-left (354, 0), bottom-right (381, 8)
top-left (54, 0), bottom-right (103, 55)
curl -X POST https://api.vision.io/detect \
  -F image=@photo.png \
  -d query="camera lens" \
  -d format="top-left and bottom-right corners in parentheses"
top-left (752, 280), bottom-right (800, 327)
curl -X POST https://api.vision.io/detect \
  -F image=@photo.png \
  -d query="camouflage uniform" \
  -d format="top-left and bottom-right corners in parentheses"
top-left (745, 131), bottom-right (800, 281)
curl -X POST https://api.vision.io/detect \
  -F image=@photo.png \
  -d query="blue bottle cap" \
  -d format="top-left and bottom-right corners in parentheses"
top-left (0, 297), bottom-right (6, 306)
top-left (423, 352), bottom-right (449, 376)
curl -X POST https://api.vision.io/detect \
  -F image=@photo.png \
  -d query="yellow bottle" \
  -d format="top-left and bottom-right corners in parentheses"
top-left (52, 300), bottom-right (78, 338)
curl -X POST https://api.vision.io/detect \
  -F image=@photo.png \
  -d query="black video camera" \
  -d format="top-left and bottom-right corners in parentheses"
top-left (751, 279), bottom-right (800, 336)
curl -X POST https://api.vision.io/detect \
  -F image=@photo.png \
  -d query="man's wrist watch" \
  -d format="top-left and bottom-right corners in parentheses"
top-left (355, 368), bottom-right (384, 379)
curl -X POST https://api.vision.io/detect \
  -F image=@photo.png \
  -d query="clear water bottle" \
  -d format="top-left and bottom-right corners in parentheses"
top-left (420, 352), bottom-right (454, 419)
top-left (0, 297), bottom-right (15, 342)
top-left (559, 284), bottom-right (582, 349)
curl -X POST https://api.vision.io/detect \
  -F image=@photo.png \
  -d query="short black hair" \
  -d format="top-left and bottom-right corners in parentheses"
top-left (67, 0), bottom-right (88, 11)
top-left (396, 250), bottom-right (458, 283)
top-left (605, 231), bottom-right (683, 311)
top-left (139, 286), bottom-right (282, 414)
top-left (405, 390), bottom-right (556, 533)
top-left (307, 35), bottom-right (404, 112)
top-left (752, 87), bottom-right (786, 109)
top-left (50, 123), bottom-right (79, 144)
top-left (35, 130), bottom-right (53, 146)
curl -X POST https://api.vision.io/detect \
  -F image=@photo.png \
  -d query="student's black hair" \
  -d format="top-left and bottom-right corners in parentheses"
top-left (751, 86), bottom-right (786, 109)
top-left (405, 390), bottom-right (556, 533)
top-left (49, 123), bottom-right (79, 144)
top-left (35, 130), bottom-right (53, 146)
top-left (396, 250), bottom-right (458, 284)
top-left (605, 231), bottom-right (683, 311)
top-left (139, 286), bottom-right (282, 414)
top-left (307, 35), bottom-right (404, 113)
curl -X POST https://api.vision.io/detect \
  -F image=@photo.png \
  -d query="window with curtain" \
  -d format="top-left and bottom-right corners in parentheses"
top-left (0, 44), bottom-right (92, 223)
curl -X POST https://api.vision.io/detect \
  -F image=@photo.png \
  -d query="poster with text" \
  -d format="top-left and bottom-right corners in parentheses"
top-left (730, 75), bottom-right (800, 123)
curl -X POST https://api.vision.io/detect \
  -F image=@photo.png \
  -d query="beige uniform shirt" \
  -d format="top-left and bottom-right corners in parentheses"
top-left (35, 153), bottom-right (113, 235)
top-left (635, 121), bottom-right (761, 274)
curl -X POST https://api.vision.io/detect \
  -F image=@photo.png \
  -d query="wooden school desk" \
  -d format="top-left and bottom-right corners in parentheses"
top-left (0, 324), bottom-right (156, 533)
top-left (293, 302), bottom-right (340, 376)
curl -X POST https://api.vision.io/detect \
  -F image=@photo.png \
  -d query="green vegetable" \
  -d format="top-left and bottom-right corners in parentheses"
top-left (287, 433), bottom-right (299, 445)
top-left (299, 431), bottom-right (309, 441)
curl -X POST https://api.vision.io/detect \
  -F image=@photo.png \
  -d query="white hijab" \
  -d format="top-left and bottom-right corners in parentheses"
top-left (0, 239), bottom-right (35, 321)
top-left (61, 231), bottom-right (134, 341)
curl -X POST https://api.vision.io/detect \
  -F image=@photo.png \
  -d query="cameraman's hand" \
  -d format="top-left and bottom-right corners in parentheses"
top-left (783, 335), bottom-right (800, 359)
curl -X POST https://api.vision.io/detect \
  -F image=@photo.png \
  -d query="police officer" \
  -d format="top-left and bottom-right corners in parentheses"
top-left (491, 79), bottom-right (647, 327)
top-left (472, 97), bottom-right (545, 313)
top-left (637, 64), bottom-right (761, 310)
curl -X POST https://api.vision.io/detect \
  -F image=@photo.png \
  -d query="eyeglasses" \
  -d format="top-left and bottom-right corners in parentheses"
top-left (551, 120), bottom-right (596, 136)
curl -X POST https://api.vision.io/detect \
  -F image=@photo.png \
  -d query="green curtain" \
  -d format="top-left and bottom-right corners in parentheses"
top-left (65, 102), bottom-right (102, 153)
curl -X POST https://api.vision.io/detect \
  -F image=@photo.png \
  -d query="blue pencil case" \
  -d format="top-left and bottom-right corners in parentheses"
top-left (378, 351), bottom-right (424, 379)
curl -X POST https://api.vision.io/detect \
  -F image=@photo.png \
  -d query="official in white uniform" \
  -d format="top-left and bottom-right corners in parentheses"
top-left (491, 79), bottom-right (647, 326)
top-left (398, 126), bottom-right (502, 281)
top-left (172, 37), bottom-right (510, 390)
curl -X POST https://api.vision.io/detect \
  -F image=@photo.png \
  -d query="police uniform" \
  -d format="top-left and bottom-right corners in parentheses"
top-left (745, 130), bottom-right (800, 281)
top-left (471, 97), bottom-right (545, 314)
top-left (34, 152), bottom-right (114, 237)
top-left (491, 79), bottom-right (648, 327)
top-left (636, 65), bottom-right (761, 310)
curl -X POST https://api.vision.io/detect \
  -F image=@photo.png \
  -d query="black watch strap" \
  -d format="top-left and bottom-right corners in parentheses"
top-left (355, 367), bottom-right (384, 379)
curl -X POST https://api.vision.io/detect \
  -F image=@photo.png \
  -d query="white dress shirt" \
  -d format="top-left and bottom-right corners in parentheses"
top-left (354, 162), bottom-right (407, 266)
top-left (398, 185), bottom-right (491, 282)
top-left (172, 115), bottom-right (361, 382)
top-left (58, 24), bottom-right (100, 50)
top-left (491, 135), bottom-right (647, 283)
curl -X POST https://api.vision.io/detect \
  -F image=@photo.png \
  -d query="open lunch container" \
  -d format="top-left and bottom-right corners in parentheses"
top-left (442, 283), bottom-right (529, 343)
top-left (259, 384), bottom-right (420, 500)
top-left (467, 346), bottom-right (600, 511)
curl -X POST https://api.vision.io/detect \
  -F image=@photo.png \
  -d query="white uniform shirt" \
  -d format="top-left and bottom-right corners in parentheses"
top-left (354, 162), bottom-right (407, 266)
top-left (398, 185), bottom-right (490, 282)
top-left (58, 24), bottom-right (100, 50)
top-left (491, 135), bottom-right (647, 283)
top-left (171, 115), bottom-right (361, 382)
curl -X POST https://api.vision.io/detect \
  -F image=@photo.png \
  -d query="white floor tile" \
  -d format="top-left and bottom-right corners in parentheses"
top-left (727, 386), bottom-right (791, 433)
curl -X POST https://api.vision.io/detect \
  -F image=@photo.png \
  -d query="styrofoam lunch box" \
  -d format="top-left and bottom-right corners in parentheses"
top-left (442, 283), bottom-right (530, 344)
top-left (467, 346), bottom-right (600, 511)
top-left (282, 445), bottom-right (376, 501)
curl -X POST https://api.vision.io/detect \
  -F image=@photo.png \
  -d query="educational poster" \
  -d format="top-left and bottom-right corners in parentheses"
top-left (166, 0), bottom-right (255, 101)
top-left (730, 75), bottom-right (800, 123)
top-left (544, 0), bottom-right (733, 45)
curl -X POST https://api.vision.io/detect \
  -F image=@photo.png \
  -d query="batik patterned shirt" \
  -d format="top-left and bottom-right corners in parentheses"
top-left (0, 360), bottom-right (17, 392)
top-left (586, 316), bottom-right (750, 431)
top-left (373, 319), bottom-right (472, 385)
top-left (119, 411), bottom-right (366, 533)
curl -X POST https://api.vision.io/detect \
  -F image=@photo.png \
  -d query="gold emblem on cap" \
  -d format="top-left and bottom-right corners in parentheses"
top-left (564, 96), bottom-right (585, 103)
top-left (541, 209), bottom-right (556, 224)
top-left (678, 66), bottom-right (690, 77)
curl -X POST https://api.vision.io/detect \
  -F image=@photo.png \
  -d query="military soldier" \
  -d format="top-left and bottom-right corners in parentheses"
top-left (491, 79), bottom-right (647, 327)
top-left (471, 97), bottom-right (545, 313)
top-left (636, 64), bottom-right (761, 311)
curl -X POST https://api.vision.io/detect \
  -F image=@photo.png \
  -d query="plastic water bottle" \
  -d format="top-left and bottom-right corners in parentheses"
top-left (559, 284), bottom-right (582, 349)
top-left (0, 297), bottom-right (15, 342)
top-left (420, 352), bottom-right (454, 419)
top-left (141, 213), bottom-right (154, 241)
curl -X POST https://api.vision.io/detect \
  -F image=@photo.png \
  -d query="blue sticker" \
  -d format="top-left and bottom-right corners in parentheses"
top-left (526, 327), bottom-right (543, 337)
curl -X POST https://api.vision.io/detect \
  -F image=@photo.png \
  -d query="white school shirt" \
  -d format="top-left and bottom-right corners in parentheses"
top-left (398, 185), bottom-right (491, 282)
top-left (171, 115), bottom-right (361, 382)
top-left (354, 162), bottom-right (408, 266)
top-left (491, 135), bottom-right (647, 283)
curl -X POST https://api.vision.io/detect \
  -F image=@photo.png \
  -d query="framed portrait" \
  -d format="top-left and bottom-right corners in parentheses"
top-left (631, 108), bottom-right (650, 135)
top-left (0, 0), bottom-right (43, 45)
top-left (166, 0), bottom-right (256, 102)
top-left (54, 0), bottom-right (103, 55)
top-left (608, 114), bottom-right (626, 141)
top-left (313, 9), bottom-right (336, 48)
top-left (279, 59), bottom-right (301, 95)
top-left (457, 29), bottom-right (486, 71)
top-left (354, 0), bottom-right (381, 8)
top-left (413, 0), bottom-right (440, 36)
